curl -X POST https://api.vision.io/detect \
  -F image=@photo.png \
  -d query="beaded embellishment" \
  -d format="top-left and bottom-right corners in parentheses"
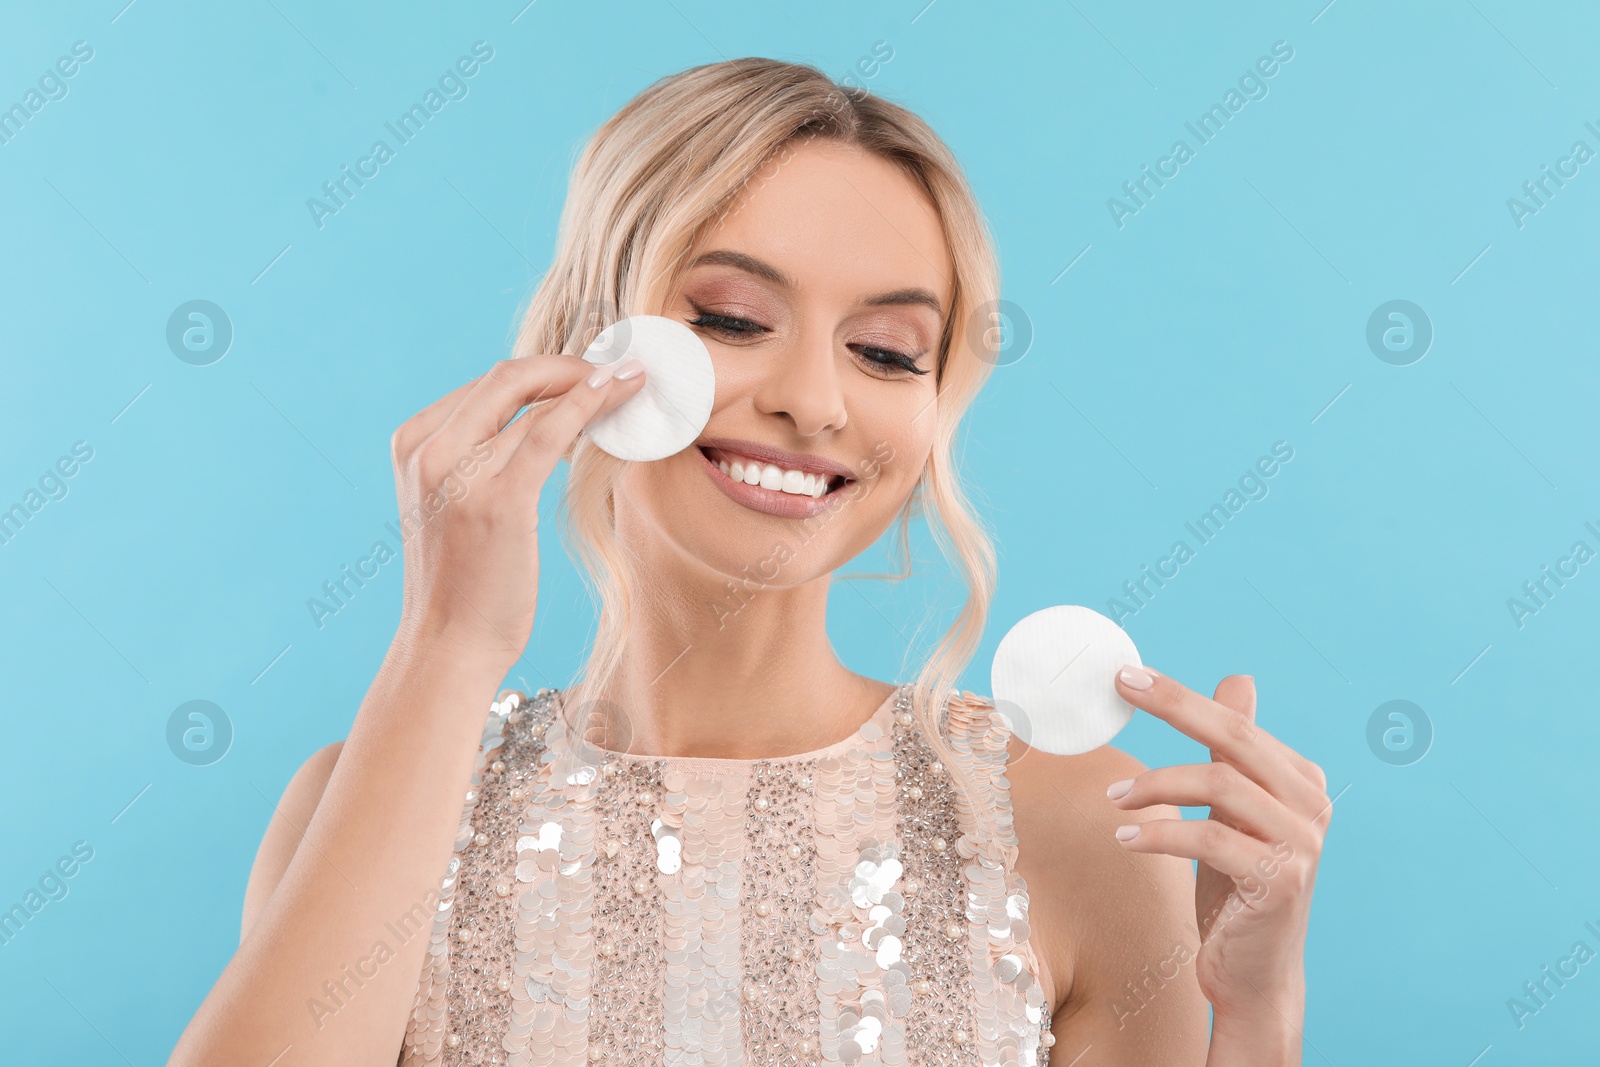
top-left (398, 684), bottom-right (1055, 1066)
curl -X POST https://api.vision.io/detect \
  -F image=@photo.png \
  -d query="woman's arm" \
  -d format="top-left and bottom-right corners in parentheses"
top-left (1011, 742), bottom-right (1213, 1065)
top-left (241, 739), bottom-right (344, 947)
top-left (1014, 668), bottom-right (1328, 1066)
top-left (170, 635), bottom-right (510, 1067)
top-left (170, 352), bottom-right (650, 1066)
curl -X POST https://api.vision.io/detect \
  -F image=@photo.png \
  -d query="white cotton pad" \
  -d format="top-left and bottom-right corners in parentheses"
top-left (990, 604), bottom-right (1142, 755)
top-left (580, 315), bottom-right (715, 462)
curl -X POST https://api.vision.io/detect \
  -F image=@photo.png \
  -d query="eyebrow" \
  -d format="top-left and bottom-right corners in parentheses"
top-left (687, 249), bottom-right (945, 317)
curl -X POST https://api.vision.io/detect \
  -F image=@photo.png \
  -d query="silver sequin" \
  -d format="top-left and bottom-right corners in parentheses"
top-left (398, 684), bottom-right (1056, 1067)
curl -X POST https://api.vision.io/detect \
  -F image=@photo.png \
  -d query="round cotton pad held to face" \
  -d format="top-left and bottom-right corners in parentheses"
top-left (580, 315), bottom-right (715, 462)
top-left (990, 604), bottom-right (1142, 755)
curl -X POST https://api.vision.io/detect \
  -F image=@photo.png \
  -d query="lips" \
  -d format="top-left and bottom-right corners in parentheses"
top-left (700, 447), bottom-right (851, 495)
top-left (694, 442), bottom-right (855, 519)
top-left (695, 436), bottom-right (856, 482)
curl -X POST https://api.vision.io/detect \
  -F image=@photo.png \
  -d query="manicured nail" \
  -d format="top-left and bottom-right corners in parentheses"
top-left (586, 363), bottom-right (615, 388)
top-left (1118, 665), bottom-right (1153, 690)
top-left (1106, 778), bottom-right (1134, 800)
top-left (1115, 824), bottom-right (1140, 842)
top-left (613, 357), bottom-right (645, 381)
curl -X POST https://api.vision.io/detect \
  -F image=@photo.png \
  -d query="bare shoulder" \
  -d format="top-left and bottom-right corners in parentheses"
top-left (1002, 731), bottom-right (1211, 1060)
top-left (240, 740), bottom-right (345, 945)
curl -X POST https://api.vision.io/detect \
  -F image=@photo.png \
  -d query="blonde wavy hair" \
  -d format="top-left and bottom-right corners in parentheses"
top-left (510, 57), bottom-right (1003, 788)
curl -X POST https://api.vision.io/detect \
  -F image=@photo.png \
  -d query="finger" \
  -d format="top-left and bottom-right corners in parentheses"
top-left (1113, 815), bottom-right (1281, 883)
top-left (1211, 674), bottom-right (1256, 726)
top-left (429, 354), bottom-right (597, 457)
top-left (392, 373), bottom-right (488, 464)
top-left (1109, 762), bottom-right (1303, 846)
top-left (498, 359), bottom-right (646, 486)
top-left (1212, 674), bottom-right (1326, 792)
top-left (1115, 666), bottom-right (1327, 819)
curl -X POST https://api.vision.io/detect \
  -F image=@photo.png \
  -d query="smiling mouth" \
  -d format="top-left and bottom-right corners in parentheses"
top-left (697, 446), bottom-right (853, 499)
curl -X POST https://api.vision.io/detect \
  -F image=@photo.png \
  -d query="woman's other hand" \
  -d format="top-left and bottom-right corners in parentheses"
top-left (1107, 665), bottom-right (1330, 1049)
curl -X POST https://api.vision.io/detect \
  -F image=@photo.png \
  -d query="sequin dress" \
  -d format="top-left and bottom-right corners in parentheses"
top-left (399, 682), bottom-right (1056, 1067)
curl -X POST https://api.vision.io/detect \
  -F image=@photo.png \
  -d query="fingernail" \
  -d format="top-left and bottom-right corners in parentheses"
top-left (1106, 778), bottom-right (1134, 800)
top-left (586, 363), bottom-right (615, 388)
top-left (1118, 665), bottom-right (1153, 690)
top-left (1115, 824), bottom-right (1140, 842)
top-left (613, 357), bottom-right (644, 381)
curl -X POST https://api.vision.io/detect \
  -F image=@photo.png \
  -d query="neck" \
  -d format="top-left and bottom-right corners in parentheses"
top-left (567, 523), bottom-right (894, 760)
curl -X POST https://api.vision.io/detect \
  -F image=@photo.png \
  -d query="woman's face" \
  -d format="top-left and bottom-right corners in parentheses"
top-left (616, 138), bottom-right (954, 595)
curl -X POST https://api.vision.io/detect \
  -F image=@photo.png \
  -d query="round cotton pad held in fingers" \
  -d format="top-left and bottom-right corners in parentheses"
top-left (580, 315), bottom-right (715, 462)
top-left (990, 604), bottom-right (1142, 755)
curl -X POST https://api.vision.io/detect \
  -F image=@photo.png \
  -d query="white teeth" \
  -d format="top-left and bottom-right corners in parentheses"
top-left (714, 450), bottom-right (836, 498)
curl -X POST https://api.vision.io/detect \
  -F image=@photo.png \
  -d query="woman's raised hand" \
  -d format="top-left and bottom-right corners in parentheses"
top-left (388, 353), bottom-right (644, 670)
top-left (1107, 665), bottom-right (1331, 1045)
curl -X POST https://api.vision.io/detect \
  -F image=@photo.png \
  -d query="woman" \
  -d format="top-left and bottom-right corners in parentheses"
top-left (173, 58), bottom-right (1330, 1066)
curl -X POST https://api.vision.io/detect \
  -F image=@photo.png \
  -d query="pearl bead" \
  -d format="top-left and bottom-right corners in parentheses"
top-left (903, 878), bottom-right (920, 897)
top-left (931, 836), bottom-right (947, 852)
top-left (632, 879), bottom-right (650, 895)
top-left (497, 976), bottom-right (511, 992)
top-left (743, 984), bottom-right (760, 1003)
top-left (786, 945), bottom-right (804, 961)
top-left (529, 723), bottom-right (545, 738)
top-left (907, 785), bottom-right (923, 800)
top-left (474, 832), bottom-right (490, 847)
top-left (787, 844), bottom-right (803, 859)
top-left (506, 710), bottom-right (523, 725)
top-left (490, 759), bottom-right (505, 774)
top-left (897, 711), bottom-right (914, 726)
top-left (599, 941), bottom-right (616, 957)
top-left (446, 1033), bottom-right (461, 1048)
top-left (457, 929), bottom-right (473, 944)
top-left (914, 979), bottom-right (932, 995)
top-left (508, 786), bottom-right (523, 800)
top-left (953, 1029), bottom-right (970, 1045)
top-left (1041, 1032), bottom-right (1057, 1048)
top-left (754, 901), bottom-right (772, 917)
top-left (603, 763), bottom-right (619, 775)
top-left (944, 922), bottom-right (963, 940)
top-left (799, 1040), bottom-right (814, 1055)
top-left (636, 791), bottom-right (655, 805)
top-left (754, 796), bottom-right (770, 811)
top-left (494, 883), bottom-right (511, 897)
top-left (589, 1047), bottom-right (604, 1062)
top-left (930, 760), bottom-right (944, 774)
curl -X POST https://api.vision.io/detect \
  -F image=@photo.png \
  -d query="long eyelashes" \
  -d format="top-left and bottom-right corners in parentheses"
top-left (688, 310), bottom-right (762, 336)
top-left (685, 308), bottom-right (930, 377)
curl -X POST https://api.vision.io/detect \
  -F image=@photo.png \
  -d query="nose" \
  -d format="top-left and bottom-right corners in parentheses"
top-left (751, 326), bottom-right (848, 437)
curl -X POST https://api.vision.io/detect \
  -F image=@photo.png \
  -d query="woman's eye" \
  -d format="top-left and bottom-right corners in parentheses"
top-left (688, 311), bottom-right (763, 336)
top-left (688, 307), bottom-right (929, 377)
top-left (854, 345), bottom-right (930, 377)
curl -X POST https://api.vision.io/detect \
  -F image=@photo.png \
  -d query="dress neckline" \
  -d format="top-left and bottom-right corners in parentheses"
top-left (549, 681), bottom-right (909, 769)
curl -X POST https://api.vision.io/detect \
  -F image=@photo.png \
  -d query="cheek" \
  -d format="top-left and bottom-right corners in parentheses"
top-left (620, 457), bottom-right (681, 507)
top-left (872, 421), bottom-right (934, 488)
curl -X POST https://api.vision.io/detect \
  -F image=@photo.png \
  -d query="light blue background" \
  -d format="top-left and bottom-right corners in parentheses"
top-left (3, 0), bottom-right (1597, 1062)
